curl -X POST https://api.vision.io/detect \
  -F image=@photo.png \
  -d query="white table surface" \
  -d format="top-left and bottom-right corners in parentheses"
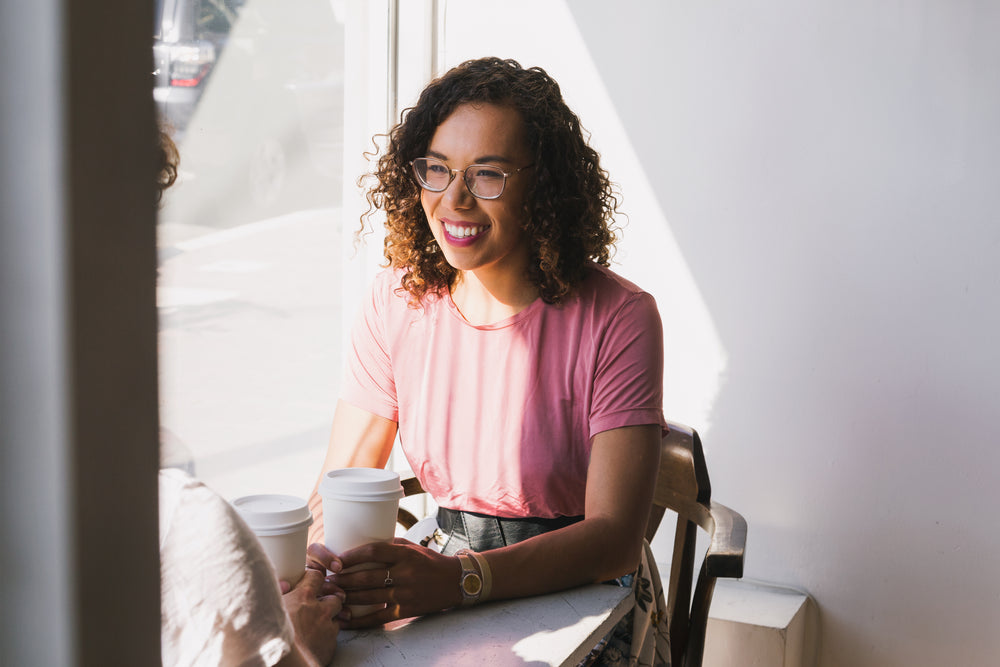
top-left (335, 583), bottom-right (635, 666)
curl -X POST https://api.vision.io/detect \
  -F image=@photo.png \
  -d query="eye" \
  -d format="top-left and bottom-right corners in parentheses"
top-left (426, 162), bottom-right (449, 175)
top-left (474, 167), bottom-right (504, 181)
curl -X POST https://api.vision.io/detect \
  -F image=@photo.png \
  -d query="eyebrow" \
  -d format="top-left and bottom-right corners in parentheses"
top-left (425, 149), bottom-right (513, 165)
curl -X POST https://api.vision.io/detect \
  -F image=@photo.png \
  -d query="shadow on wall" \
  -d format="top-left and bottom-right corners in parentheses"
top-left (567, 2), bottom-right (1000, 666)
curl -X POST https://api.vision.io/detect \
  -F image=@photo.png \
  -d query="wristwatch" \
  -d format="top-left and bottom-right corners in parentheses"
top-left (457, 552), bottom-right (483, 605)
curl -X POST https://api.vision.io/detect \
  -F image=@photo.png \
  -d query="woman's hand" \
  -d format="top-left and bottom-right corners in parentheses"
top-left (325, 538), bottom-right (463, 628)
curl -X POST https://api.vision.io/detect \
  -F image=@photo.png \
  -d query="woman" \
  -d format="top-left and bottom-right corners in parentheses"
top-left (308, 57), bottom-right (668, 660)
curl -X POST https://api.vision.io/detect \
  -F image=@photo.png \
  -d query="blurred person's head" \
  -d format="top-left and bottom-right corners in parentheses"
top-left (156, 128), bottom-right (179, 203)
top-left (365, 57), bottom-right (620, 305)
top-left (154, 126), bottom-right (189, 472)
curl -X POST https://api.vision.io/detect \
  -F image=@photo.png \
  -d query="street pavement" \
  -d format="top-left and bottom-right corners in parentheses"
top-left (157, 208), bottom-right (344, 502)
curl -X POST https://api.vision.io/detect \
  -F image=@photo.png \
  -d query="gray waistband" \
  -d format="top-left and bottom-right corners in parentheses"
top-left (436, 507), bottom-right (583, 554)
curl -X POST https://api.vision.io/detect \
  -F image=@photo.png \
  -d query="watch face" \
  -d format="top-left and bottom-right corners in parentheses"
top-left (462, 572), bottom-right (483, 596)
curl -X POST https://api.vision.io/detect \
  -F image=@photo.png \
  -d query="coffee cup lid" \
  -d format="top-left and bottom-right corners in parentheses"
top-left (318, 468), bottom-right (404, 502)
top-left (231, 494), bottom-right (314, 536)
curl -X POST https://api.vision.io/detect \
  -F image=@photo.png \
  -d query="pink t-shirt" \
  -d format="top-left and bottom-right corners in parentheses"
top-left (342, 263), bottom-right (666, 519)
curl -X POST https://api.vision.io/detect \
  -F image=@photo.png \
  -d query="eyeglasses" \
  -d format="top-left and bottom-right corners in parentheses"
top-left (410, 157), bottom-right (534, 200)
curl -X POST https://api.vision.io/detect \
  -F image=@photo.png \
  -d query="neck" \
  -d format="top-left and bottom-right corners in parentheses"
top-left (450, 269), bottom-right (538, 326)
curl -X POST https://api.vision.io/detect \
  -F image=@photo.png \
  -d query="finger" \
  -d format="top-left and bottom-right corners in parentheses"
top-left (306, 542), bottom-right (337, 562)
top-left (344, 586), bottom-right (395, 607)
top-left (326, 571), bottom-right (373, 592)
top-left (306, 543), bottom-right (343, 573)
top-left (278, 580), bottom-right (292, 595)
top-left (327, 561), bottom-right (395, 591)
top-left (339, 541), bottom-right (402, 568)
top-left (321, 594), bottom-right (344, 616)
top-left (313, 594), bottom-right (342, 617)
top-left (319, 577), bottom-right (345, 598)
top-left (339, 538), bottom-right (426, 568)
top-left (344, 566), bottom-right (410, 607)
top-left (344, 602), bottom-right (400, 629)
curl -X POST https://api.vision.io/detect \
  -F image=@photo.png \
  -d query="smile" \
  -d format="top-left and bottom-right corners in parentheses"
top-left (442, 221), bottom-right (489, 245)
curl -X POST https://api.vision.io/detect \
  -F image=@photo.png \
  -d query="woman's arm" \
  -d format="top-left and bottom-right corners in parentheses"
top-left (488, 422), bottom-right (661, 596)
top-left (307, 399), bottom-right (398, 544)
top-left (331, 423), bottom-right (661, 624)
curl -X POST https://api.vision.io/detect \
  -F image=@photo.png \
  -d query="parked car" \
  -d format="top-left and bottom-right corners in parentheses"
top-left (154, 0), bottom-right (242, 136)
top-left (154, 0), bottom-right (345, 227)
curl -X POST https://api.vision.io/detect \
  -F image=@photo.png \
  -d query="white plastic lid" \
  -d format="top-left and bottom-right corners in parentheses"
top-left (318, 468), bottom-right (404, 502)
top-left (231, 494), bottom-right (314, 536)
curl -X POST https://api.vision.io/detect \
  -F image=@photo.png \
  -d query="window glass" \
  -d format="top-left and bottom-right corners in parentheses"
top-left (155, 0), bottom-right (346, 500)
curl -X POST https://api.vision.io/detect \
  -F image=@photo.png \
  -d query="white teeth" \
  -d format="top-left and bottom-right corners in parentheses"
top-left (444, 223), bottom-right (485, 238)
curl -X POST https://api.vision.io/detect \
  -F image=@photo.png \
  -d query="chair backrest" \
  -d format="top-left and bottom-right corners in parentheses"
top-left (396, 421), bottom-right (747, 667)
top-left (645, 421), bottom-right (747, 667)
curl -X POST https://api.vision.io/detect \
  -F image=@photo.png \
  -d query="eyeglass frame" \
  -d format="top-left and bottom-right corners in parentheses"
top-left (409, 157), bottom-right (534, 200)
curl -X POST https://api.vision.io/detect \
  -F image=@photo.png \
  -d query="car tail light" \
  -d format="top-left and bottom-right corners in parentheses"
top-left (168, 42), bottom-right (216, 88)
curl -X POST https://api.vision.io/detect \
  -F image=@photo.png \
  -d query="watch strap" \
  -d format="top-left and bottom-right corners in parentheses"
top-left (457, 552), bottom-right (483, 606)
top-left (465, 550), bottom-right (493, 602)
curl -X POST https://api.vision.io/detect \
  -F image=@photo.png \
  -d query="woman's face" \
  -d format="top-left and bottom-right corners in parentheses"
top-left (419, 102), bottom-right (534, 280)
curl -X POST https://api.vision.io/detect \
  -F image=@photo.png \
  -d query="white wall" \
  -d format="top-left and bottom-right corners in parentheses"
top-left (439, 1), bottom-right (1000, 665)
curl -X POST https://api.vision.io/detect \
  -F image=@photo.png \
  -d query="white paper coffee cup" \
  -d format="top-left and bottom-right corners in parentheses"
top-left (318, 468), bottom-right (403, 616)
top-left (232, 494), bottom-right (314, 586)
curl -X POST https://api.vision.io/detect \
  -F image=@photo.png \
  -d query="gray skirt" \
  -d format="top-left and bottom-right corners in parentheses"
top-left (435, 506), bottom-right (583, 554)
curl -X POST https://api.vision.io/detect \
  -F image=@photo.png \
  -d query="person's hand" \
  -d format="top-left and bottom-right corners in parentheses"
top-left (280, 568), bottom-right (343, 666)
top-left (305, 543), bottom-right (343, 577)
top-left (304, 543), bottom-right (347, 600)
top-left (325, 538), bottom-right (463, 628)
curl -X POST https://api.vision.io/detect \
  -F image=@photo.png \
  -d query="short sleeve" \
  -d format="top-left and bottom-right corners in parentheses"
top-left (341, 271), bottom-right (400, 421)
top-left (159, 469), bottom-right (294, 667)
top-left (589, 291), bottom-right (666, 437)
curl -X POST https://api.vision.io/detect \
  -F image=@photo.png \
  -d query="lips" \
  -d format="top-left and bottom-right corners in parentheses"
top-left (441, 219), bottom-right (489, 247)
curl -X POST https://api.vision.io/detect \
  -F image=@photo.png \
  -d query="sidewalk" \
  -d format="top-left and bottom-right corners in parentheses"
top-left (157, 207), bottom-right (343, 501)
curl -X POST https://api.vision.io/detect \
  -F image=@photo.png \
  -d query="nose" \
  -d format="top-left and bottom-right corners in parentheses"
top-left (441, 171), bottom-right (475, 209)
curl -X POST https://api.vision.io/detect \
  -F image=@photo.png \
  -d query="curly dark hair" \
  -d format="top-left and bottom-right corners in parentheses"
top-left (363, 57), bottom-right (620, 305)
top-left (156, 128), bottom-right (179, 203)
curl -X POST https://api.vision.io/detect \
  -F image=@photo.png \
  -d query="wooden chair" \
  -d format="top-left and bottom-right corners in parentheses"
top-left (647, 421), bottom-right (746, 667)
top-left (396, 420), bottom-right (747, 667)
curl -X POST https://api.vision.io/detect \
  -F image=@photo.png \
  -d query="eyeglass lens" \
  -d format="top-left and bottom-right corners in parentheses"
top-left (412, 158), bottom-right (507, 198)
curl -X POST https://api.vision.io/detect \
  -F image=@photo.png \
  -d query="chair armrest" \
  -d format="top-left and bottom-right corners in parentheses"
top-left (397, 507), bottom-right (420, 530)
top-left (401, 476), bottom-right (425, 497)
top-left (705, 500), bottom-right (747, 579)
top-left (396, 476), bottom-right (427, 530)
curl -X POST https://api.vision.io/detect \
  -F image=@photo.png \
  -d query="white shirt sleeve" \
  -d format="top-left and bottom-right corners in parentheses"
top-left (159, 468), bottom-right (294, 667)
